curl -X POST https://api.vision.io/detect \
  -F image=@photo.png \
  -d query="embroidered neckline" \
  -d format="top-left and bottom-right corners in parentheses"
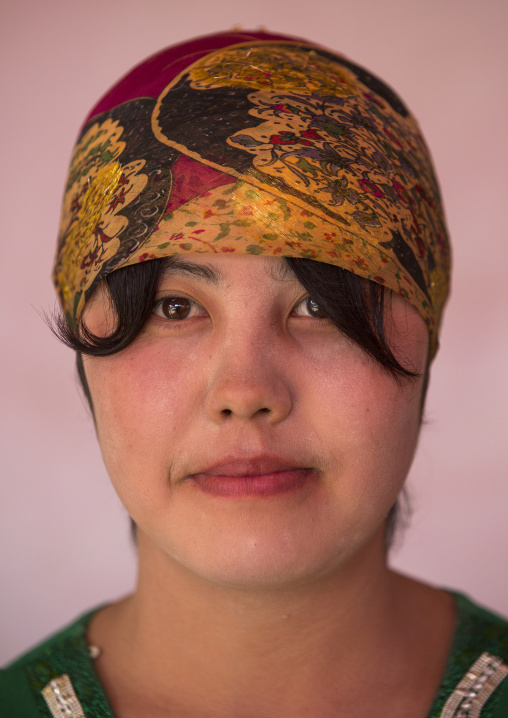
top-left (439, 652), bottom-right (508, 717)
top-left (36, 593), bottom-right (508, 718)
top-left (42, 674), bottom-right (86, 718)
top-left (41, 652), bottom-right (508, 718)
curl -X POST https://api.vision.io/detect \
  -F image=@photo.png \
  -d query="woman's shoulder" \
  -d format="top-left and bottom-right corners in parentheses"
top-left (5, 608), bottom-right (97, 669)
top-left (0, 607), bottom-right (113, 718)
top-left (453, 591), bottom-right (508, 660)
top-left (429, 591), bottom-right (508, 717)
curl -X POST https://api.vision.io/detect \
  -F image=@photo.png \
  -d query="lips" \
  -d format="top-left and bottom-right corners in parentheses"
top-left (194, 457), bottom-right (309, 477)
top-left (187, 456), bottom-right (317, 498)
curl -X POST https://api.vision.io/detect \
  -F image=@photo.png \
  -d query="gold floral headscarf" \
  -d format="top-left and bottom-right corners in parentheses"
top-left (53, 30), bottom-right (451, 356)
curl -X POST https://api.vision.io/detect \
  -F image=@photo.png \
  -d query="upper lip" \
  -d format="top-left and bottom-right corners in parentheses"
top-left (189, 456), bottom-right (311, 477)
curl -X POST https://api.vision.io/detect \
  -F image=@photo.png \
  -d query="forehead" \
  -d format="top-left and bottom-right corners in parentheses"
top-left (157, 255), bottom-right (297, 287)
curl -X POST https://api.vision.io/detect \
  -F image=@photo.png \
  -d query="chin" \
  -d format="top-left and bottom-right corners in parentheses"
top-left (148, 512), bottom-right (383, 592)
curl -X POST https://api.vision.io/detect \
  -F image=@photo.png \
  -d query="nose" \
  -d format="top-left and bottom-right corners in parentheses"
top-left (204, 327), bottom-right (292, 425)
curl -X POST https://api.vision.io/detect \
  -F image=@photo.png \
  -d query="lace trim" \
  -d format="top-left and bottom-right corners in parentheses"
top-left (440, 652), bottom-right (508, 717)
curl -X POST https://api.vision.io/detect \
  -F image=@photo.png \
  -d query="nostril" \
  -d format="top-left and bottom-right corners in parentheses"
top-left (219, 407), bottom-right (271, 418)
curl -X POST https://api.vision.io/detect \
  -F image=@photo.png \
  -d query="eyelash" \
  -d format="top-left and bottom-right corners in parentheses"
top-left (151, 295), bottom-right (327, 322)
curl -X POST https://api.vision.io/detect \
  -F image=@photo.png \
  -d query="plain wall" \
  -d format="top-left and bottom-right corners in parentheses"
top-left (1, 0), bottom-right (507, 665)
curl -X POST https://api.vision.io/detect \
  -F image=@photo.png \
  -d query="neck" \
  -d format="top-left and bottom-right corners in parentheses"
top-left (133, 524), bottom-right (394, 646)
top-left (92, 528), bottom-right (420, 710)
top-left (89, 528), bottom-right (456, 717)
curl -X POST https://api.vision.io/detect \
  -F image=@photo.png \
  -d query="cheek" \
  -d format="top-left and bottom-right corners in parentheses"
top-left (301, 348), bottom-right (422, 506)
top-left (85, 326), bottom-right (423, 559)
top-left (84, 338), bottom-right (200, 490)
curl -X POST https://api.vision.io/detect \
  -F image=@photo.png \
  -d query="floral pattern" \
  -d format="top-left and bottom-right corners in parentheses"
top-left (54, 99), bottom-right (174, 324)
top-left (186, 44), bottom-right (358, 96)
top-left (126, 179), bottom-right (434, 331)
top-left (54, 36), bottom-right (450, 353)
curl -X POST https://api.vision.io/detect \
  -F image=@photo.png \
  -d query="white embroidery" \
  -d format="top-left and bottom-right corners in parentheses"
top-left (41, 674), bottom-right (86, 718)
top-left (440, 652), bottom-right (508, 717)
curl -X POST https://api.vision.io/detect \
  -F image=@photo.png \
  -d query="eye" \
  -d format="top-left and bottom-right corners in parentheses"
top-left (152, 296), bottom-right (203, 321)
top-left (294, 296), bottom-right (328, 319)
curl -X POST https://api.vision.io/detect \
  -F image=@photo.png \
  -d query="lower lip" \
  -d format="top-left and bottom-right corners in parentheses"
top-left (190, 469), bottom-right (315, 498)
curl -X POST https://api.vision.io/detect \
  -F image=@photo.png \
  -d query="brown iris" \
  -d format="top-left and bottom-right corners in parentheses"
top-left (305, 298), bottom-right (327, 318)
top-left (160, 297), bottom-right (192, 320)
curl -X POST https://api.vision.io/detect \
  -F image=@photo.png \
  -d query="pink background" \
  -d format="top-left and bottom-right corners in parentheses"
top-left (1, 0), bottom-right (507, 665)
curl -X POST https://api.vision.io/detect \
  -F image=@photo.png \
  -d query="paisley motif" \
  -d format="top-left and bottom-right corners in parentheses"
top-left (54, 99), bottom-right (175, 324)
top-left (53, 32), bottom-right (451, 353)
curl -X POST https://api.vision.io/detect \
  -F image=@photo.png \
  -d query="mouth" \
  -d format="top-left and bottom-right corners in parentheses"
top-left (187, 457), bottom-right (317, 498)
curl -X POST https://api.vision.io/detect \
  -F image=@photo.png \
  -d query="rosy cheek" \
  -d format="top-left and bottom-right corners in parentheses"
top-left (311, 351), bottom-right (420, 467)
top-left (85, 338), bottom-right (198, 469)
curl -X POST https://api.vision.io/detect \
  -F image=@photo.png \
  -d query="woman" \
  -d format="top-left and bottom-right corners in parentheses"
top-left (2, 29), bottom-right (507, 718)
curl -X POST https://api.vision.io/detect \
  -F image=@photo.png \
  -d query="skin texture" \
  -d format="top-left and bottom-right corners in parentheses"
top-left (83, 255), bottom-right (454, 718)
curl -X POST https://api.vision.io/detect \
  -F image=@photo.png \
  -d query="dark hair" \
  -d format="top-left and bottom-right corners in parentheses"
top-left (54, 256), bottom-right (428, 547)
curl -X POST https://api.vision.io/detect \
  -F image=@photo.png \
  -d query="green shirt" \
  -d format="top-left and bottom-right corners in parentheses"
top-left (2, 593), bottom-right (508, 717)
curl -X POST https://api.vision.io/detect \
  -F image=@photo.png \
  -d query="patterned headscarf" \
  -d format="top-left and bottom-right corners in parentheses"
top-left (53, 29), bottom-right (451, 356)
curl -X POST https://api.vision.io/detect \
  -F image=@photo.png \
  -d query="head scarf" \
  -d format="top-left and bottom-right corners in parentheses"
top-left (53, 29), bottom-right (451, 356)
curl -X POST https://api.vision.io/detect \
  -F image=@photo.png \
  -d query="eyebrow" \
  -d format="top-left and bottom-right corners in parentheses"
top-left (159, 257), bottom-right (225, 286)
top-left (158, 256), bottom-right (296, 285)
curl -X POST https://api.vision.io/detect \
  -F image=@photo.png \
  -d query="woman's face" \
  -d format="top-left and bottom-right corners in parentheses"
top-left (83, 255), bottom-right (428, 589)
